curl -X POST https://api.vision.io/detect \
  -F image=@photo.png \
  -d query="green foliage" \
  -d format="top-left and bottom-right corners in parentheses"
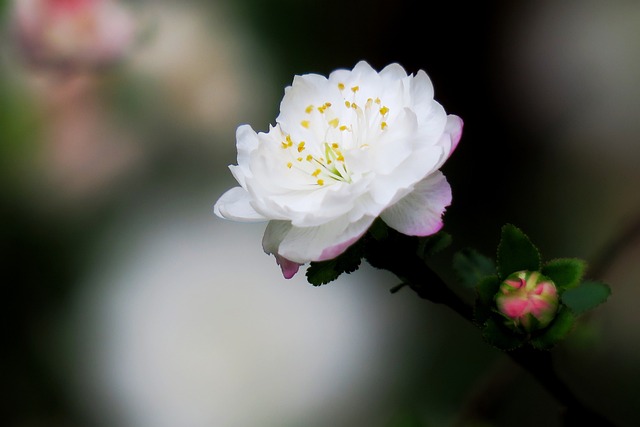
top-left (416, 231), bottom-right (452, 260)
top-left (305, 240), bottom-right (363, 286)
top-left (481, 318), bottom-right (525, 351)
top-left (452, 248), bottom-right (495, 288)
top-left (530, 307), bottom-right (576, 350)
top-left (470, 224), bottom-right (610, 352)
top-left (562, 281), bottom-right (611, 315)
top-left (496, 224), bottom-right (541, 279)
top-left (541, 258), bottom-right (586, 290)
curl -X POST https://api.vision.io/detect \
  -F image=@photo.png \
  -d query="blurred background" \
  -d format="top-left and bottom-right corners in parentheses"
top-left (2, 0), bottom-right (639, 426)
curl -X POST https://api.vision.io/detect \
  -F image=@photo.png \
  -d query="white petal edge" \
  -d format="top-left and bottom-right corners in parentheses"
top-left (380, 171), bottom-right (452, 236)
top-left (213, 187), bottom-right (266, 222)
top-left (262, 215), bottom-right (375, 264)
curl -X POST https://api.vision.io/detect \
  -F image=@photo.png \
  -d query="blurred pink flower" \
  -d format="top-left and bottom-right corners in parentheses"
top-left (10, 0), bottom-right (135, 70)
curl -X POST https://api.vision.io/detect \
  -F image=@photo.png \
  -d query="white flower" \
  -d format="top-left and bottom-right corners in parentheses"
top-left (214, 61), bottom-right (462, 278)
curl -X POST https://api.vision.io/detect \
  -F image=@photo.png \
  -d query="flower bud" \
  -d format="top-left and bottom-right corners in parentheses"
top-left (495, 270), bottom-right (559, 333)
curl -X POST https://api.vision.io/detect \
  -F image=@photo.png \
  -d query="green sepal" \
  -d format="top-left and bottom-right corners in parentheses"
top-left (453, 248), bottom-right (496, 288)
top-left (306, 240), bottom-right (363, 286)
top-left (541, 258), bottom-right (586, 290)
top-left (482, 317), bottom-right (525, 351)
top-left (416, 231), bottom-right (452, 260)
top-left (474, 275), bottom-right (501, 325)
top-left (561, 280), bottom-right (611, 315)
top-left (530, 306), bottom-right (576, 350)
top-left (496, 224), bottom-right (541, 279)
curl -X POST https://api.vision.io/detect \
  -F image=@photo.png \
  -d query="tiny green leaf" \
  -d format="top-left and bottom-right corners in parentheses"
top-left (562, 281), bottom-right (611, 315)
top-left (482, 318), bottom-right (525, 351)
top-left (453, 248), bottom-right (496, 288)
top-left (476, 275), bottom-right (501, 305)
top-left (541, 258), bottom-right (586, 290)
top-left (497, 224), bottom-right (541, 279)
top-left (474, 275), bottom-right (501, 325)
top-left (530, 307), bottom-right (576, 350)
top-left (416, 232), bottom-right (452, 259)
top-left (305, 241), bottom-right (363, 286)
top-left (367, 218), bottom-right (389, 241)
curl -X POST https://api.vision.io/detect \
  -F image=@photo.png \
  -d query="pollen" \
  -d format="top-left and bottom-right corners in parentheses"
top-left (331, 142), bottom-right (339, 149)
top-left (379, 106), bottom-right (389, 115)
top-left (312, 169), bottom-right (321, 177)
top-left (305, 105), bottom-right (314, 114)
top-left (297, 142), bottom-right (306, 152)
top-left (338, 83), bottom-right (345, 90)
top-left (351, 102), bottom-right (358, 109)
top-left (375, 97), bottom-right (381, 104)
top-left (351, 85), bottom-right (359, 93)
top-left (381, 121), bottom-right (388, 130)
top-left (306, 154), bottom-right (313, 161)
top-left (345, 101), bottom-right (351, 108)
top-left (301, 120), bottom-right (310, 128)
top-left (297, 157), bottom-right (303, 162)
top-left (328, 118), bottom-right (339, 128)
top-left (339, 125), bottom-right (348, 131)
top-left (317, 179), bottom-right (325, 186)
top-left (286, 135), bottom-right (293, 146)
top-left (336, 154), bottom-right (344, 162)
top-left (287, 162), bottom-right (293, 168)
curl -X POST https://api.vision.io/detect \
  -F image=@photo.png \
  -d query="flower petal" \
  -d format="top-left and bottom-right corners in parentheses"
top-left (262, 216), bottom-right (375, 264)
top-left (380, 171), bottom-right (452, 236)
top-left (213, 187), bottom-right (266, 222)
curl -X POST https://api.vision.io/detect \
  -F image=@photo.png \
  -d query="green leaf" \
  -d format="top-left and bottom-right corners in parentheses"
top-left (476, 275), bottom-right (501, 305)
top-left (453, 248), bottom-right (496, 288)
top-left (496, 224), bottom-right (541, 279)
top-left (305, 241), bottom-right (363, 286)
top-left (541, 258), bottom-right (586, 290)
top-left (530, 307), bottom-right (576, 350)
top-left (474, 275), bottom-right (501, 325)
top-left (416, 232), bottom-right (452, 259)
top-left (561, 281), bottom-right (611, 315)
top-left (482, 318), bottom-right (525, 351)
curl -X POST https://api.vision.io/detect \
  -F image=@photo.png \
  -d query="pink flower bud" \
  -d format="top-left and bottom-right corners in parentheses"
top-left (10, 0), bottom-right (135, 71)
top-left (495, 271), bottom-right (559, 333)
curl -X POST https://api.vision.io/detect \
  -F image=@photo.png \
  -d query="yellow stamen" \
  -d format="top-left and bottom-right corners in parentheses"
top-left (297, 142), bottom-right (306, 152)
top-left (328, 118), bottom-right (339, 128)
top-left (317, 179), bottom-right (324, 185)
top-left (287, 162), bottom-right (293, 168)
top-left (305, 105), bottom-right (314, 114)
top-left (381, 122), bottom-right (388, 130)
top-left (338, 83), bottom-right (345, 90)
top-left (312, 169), bottom-right (321, 177)
top-left (337, 154), bottom-right (344, 162)
top-left (344, 101), bottom-right (351, 108)
top-left (300, 120), bottom-right (310, 128)
top-left (297, 157), bottom-right (303, 162)
top-left (339, 125), bottom-right (348, 131)
top-left (375, 97), bottom-right (381, 104)
top-left (351, 85), bottom-right (359, 93)
top-left (379, 106), bottom-right (389, 115)
top-left (331, 143), bottom-right (339, 149)
top-left (306, 154), bottom-right (313, 161)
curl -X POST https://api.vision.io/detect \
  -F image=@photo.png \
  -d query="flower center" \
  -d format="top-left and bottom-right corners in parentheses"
top-left (280, 82), bottom-right (391, 187)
